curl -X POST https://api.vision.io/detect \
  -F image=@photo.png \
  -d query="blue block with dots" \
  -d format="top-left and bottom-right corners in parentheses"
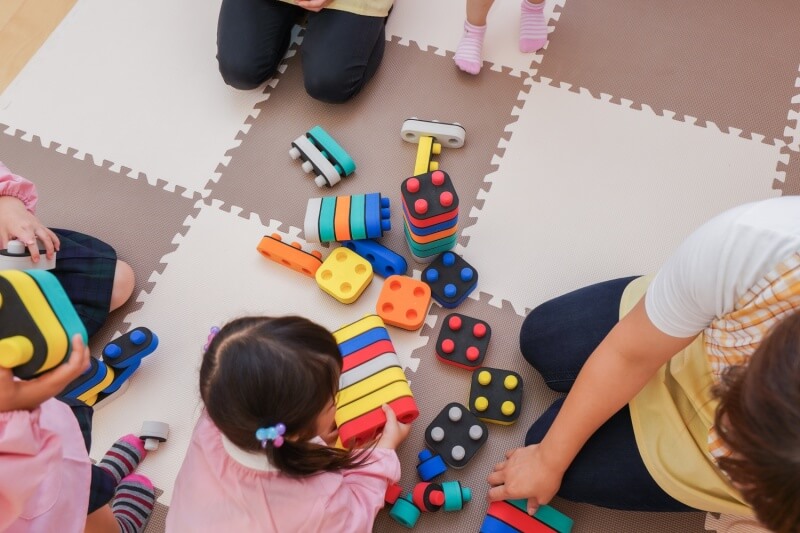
top-left (422, 252), bottom-right (478, 308)
top-left (364, 193), bottom-right (391, 239)
top-left (102, 327), bottom-right (159, 368)
top-left (417, 449), bottom-right (448, 481)
top-left (343, 239), bottom-right (408, 278)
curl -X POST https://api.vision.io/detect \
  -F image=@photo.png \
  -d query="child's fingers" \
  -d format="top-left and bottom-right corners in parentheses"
top-left (381, 403), bottom-right (398, 425)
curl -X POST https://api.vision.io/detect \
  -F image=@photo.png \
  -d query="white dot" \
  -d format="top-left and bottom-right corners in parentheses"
top-left (451, 446), bottom-right (465, 461)
top-left (469, 425), bottom-right (484, 440)
top-left (430, 427), bottom-right (445, 442)
top-left (448, 406), bottom-right (462, 422)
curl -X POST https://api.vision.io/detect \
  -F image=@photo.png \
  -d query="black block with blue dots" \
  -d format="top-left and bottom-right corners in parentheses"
top-left (422, 252), bottom-right (478, 308)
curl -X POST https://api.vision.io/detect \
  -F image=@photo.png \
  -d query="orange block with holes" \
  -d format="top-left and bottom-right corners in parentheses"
top-left (257, 234), bottom-right (323, 278)
top-left (376, 275), bottom-right (431, 331)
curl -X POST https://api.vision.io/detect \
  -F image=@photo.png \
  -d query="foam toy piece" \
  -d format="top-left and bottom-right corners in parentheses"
top-left (440, 480), bottom-right (472, 511)
top-left (416, 449), bottom-right (447, 481)
top-left (333, 315), bottom-right (419, 447)
top-left (389, 494), bottom-right (421, 528)
top-left (481, 500), bottom-right (574, 533)
top-left (411, 482), bottom-right (445, 512)
top-left (0, 269), bottom-right (87, 379)
top-left (0, 239), bottom-right (57, 271)
top-left (59, 356), bottom-right (115, 405)
top-left (469, 367), bottom-right (523, 425)
top-left (342, 239), bottom-right (408, 278)
top-left (385, 483), bottom-right (403, 506)
top-left (436, 313), bottom-right (491, 370)
top-left (400, 170), bottom-right (459, 261)
top-left (376, 275), bottom-right (431, 331)
top-left (422, 252), bottom-right (478, 309)
top-left (425, 402), bottom-right (488, 468)
top-left (304, 193), bottom-right (391, 244)
top-left (290, 125), bottom-right (355, 187)
top-left (401, 118), bottom-right (466, 149)
top-left (315, 247), bottom-right (374, 304)
top-left (414, 136), bottom-right (441, 176)
top-left (140, 420), bottom-right (170, 451)
top-left (257, 233), bottom-right (323, 278)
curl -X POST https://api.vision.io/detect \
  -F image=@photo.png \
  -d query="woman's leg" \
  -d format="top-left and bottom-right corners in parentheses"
top-left (217, 0), bottom-right (301, 89)
top-left (519, 276), bottom-right (638, 392)
top-left (526, 398), bottom-right (695, 512)
top-left (301, 9), bottom-right (387, 103)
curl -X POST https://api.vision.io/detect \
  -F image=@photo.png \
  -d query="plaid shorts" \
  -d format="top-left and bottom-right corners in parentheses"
top-left (50, 228), bottom-right (117, 338)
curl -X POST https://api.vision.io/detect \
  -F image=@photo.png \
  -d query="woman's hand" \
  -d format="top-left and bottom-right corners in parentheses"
top-left (0, 196), bottom-right (59, 262)
top-left (296, 0), bottom-right (333, 13)
top-left (487, 444), bottom-right (565, 515)
top-left (376, 404), bottom-right (411, 450)
top-left (0, 334), bottom-right (90, 412)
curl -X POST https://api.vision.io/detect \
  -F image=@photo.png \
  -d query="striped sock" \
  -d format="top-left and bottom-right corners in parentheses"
top-left (113, 474), bottom-right (155, 533)
top-left (454, 21), bottom-right (486, 75)
top-left (520, 0), bottom-right (548, 52)
top-left (99, 434), bottom-right (147, 485)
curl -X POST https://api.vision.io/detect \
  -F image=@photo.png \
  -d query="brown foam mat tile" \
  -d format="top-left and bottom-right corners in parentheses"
top-left (208, 36), bottom-right (527, 268)
top-left (0, 126), bottom-right (201, 351)
top-left (144, 487), bottom-right (168, 533)
top-left (538, 0), bottom-right (800, 148)
top-left (374, 292), bottom-right (706, 532)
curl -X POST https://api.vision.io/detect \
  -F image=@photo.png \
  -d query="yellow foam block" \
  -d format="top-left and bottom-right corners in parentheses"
top-left (333, 314), bottom-right (386, 344)
top-left (336, 380), bottom-right (414, 424)
top-left (315, 247), bottom-right (374, 304)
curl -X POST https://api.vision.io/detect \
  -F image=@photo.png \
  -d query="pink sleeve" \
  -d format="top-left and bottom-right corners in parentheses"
top-left (0, 162), bottom-right (39, 213)
top-left (0, 407), bottom-right (60, 530)
top-left (324, 448), bottom-right (401, 533)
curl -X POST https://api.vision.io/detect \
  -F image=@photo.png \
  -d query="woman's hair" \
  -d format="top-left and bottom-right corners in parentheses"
top-left (713, 310), bottom-right (800, 533)
top-left (200, 315), bottom-right (371, 476)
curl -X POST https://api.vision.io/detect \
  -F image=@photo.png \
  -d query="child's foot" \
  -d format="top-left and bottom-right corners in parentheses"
top-left (113, 474), bottom-right (155, 533)
top-left (454, 21), bottom-right (486, 75)
top-left (99, 434), bottom-right (147, 485)
top-left (520, 0), bottom-right (548, 52)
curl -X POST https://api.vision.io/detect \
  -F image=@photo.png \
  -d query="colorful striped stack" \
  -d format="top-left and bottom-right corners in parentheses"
top-left (481, 500), bottom-right (573, 533)
top-left (401, 170), bottom-right (459, 262)
top-left (304, 193), bottom-right (391, 244)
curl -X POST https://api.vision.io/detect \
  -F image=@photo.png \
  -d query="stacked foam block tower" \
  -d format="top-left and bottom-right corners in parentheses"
top-left (333, 315), bottom-right (419, 447)
top-left (305, 193), bottom-right (391, 244)
top-left (400, 170), bottom-right (459, 262)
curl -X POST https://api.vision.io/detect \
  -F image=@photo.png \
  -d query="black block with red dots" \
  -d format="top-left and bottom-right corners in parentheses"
top-left (436, 313), bottom-right (491, 370)
top-left (400, 170), bottom-right (460, 262)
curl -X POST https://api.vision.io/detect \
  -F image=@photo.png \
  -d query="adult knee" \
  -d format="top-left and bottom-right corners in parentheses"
top-left (217, 54), bottom-right (276, 90)
top-left (519, 300), bottom-right (560, 373)
top-left (303, 71), bottom-right (359, 104)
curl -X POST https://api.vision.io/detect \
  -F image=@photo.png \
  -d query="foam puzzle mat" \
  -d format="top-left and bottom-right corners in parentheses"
top-left (1, 0), bottom-right (795, 531)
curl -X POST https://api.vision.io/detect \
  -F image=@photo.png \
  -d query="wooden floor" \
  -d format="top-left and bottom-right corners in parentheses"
top-left (0, 0), bottom-right (76, 93)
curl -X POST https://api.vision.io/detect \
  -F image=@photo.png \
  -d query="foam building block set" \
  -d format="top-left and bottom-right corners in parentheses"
top-left (342, 239), bottom-right (407, 278)
top-left (375, 275), bottom-right (432, 331)
top-left (401, 118), bottom-right (466, 177)
top-left (290, 125), bottom-right (356, 187)
top-left (257, 233), bottom-right (323, 278)
top-left (481, 500), bottom-right (574, 533)
top-left (0, 269), bottom-right (87, 379)
top-left (469, 367), bottom-right (524, 426)
top-left (401, 170), bottom-right (460, 262)
top-left (333, 315), bottom-right (419, 447)
top-left (436, 313), bottom-right (491, 370)
top-left (305, 193), bottom-right (391, 244)
top-left (315, 246), bottom-right (374, 304)
top-left (422, 251), bottom-right (478, 308)
top-left (425, 402), bottom-right (488, 468)
top-left (0, 239), bottom-right (57, 271)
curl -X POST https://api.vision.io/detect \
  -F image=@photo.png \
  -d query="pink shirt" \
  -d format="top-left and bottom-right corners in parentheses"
top-left (167, 412), bottom-right (401, 533)
top-left (0, 162), bottom-right (38, 213)
top-left (0, 399), bottom-right (91, 533)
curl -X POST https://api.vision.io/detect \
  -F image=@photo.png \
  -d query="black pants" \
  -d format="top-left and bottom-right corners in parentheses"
top-left (217, 0), bottom-right (386, 103)
top-left (519, 277), bottom-right (695, 512)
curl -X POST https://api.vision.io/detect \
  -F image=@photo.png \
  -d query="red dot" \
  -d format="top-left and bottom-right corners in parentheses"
top-left (439, 191), bottom-right (453, 207)
top-left (466, 346), bottom-right (480, 361)
top-left (448, 315), bottom-right (462, 331)
top-left (441, 339), bottom-right (455, 354)
top-left (406, 178), bottom-right (420, 193)
top-left (431, 170), bottom-right (445, 186)
top-left (414, 199), bottom-right (428, 214)
top-left (473, 323), bottom-right (486, 338)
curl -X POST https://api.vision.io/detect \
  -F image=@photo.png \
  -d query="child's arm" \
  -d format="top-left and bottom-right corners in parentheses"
top-left (0, 162), bottom-right (59, 261)
top-left (0, 162), bottom-right (39, 213)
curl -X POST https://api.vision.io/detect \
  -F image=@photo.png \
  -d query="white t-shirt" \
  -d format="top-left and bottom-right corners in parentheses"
top-left (645, 196), bottom-right (800, 338)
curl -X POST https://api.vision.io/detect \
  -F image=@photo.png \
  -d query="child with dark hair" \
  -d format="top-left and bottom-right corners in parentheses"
top-left (166, 315), bottom-right (411, 532)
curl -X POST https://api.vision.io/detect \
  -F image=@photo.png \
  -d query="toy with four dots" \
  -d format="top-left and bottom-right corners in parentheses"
top-left (469, 367), bottom-right (524, 425)
top-left (425, 402), bottom-right (488, 468)
top-left (436, 313), bottom-right (491, 370)
top-left (401, 170), bottom-right (459, 262)
top-left (315, 247), bottom-right (373, 304)
top-left (376, 275), bottom-right (432, 331)
top-left (290, 125), bottom-right (355, 187)
top-left (422, 251), bottom-right (478, 308)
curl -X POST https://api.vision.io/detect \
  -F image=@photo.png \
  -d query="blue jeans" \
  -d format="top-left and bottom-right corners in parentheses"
top-left (519, 276), bottom-right (695, 512)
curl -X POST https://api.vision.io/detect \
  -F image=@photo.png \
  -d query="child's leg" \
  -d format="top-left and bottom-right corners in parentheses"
top-left (110, 260), bottom-right (135, 312)
top-left (454, 0), bottom-right (494, 75)
top-left (519, 0), bottom-right (548, 53)
top-left (98, 434), bottom-right (148, 485)
top-left (112, 474), bottom-right (156, 533)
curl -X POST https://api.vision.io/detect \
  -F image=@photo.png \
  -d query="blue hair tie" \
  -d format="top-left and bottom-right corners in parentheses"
top-left (256, 423), bottom-right (286, 449)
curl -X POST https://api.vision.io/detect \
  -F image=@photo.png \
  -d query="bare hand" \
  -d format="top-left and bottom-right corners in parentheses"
top-left (0, 334), bottom-right (90, 412)
top-left (296, 0), bottom-right (333, 12)
top-left (375, 404), bottom-right (411, 450)
top-left (0, 196), bottom-right (59, 263)
top-left (486, 444), bottom-right (564, 515)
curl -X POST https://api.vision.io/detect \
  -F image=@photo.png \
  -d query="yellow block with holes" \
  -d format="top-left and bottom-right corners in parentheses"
top-left (315, 247), bottom-right (374, 304)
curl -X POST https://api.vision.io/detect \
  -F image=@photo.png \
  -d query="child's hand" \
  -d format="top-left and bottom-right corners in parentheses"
top-left (0, 196), bottom-right (60, 262)
top-left (0, 334), bottom-right (90, 412)
top-left (376, 404), bottom-right (411, 450)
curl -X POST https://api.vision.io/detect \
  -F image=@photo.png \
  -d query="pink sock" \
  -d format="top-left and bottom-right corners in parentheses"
top-left (454, 21), bottom-right (486, 75)
top-left (520, 0), bottom-right (548, 53)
